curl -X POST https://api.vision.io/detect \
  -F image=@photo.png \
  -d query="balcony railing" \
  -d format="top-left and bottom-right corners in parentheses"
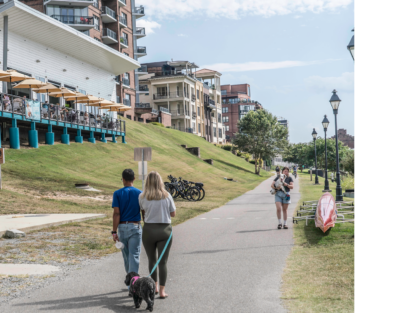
top-left (149, 70), bottom-right (196, 79)
top-left (239, 109), bottom-right (254, 114)
top-left (51, 15), bottom-right (94, 26)
top-left (123, 99), bottom-right (131, 106)
top-left (170, 110), bottom-right (189, 117)
top-left (209, 99), bottom-right (215, 106)
top-left (0, 93), bottom-right (126, 133)
top-left (135, 103), bottom-right (151, 108)
top-left (139, 85), bottom-right (149, 92)
top-left (192, 112), bottom-right (197, 119)
top-left (160, 107), bottom-right (170, 114)
top-left (134, 6), bottom-right (144, 14)
top-left (151, 109), bottom-right (159, 115)
top-left (102, 6), bottom-right (116, 19)
top-left (153, 91), bottom-right (184, 100)
top-left (138, 65), bottom-right (148, 72)
top-left (222, 98), bottom-right (260, 104)
top-left (122, 78), bottom-right (130, 86)
top-left (119, 15), bottom-right (127, 25)
top-left (191, 94), bottom-right (196, 102)
top-left (135, 27), bottom-right (145, 36)
top-left (136, 46), bottom-right (147, 54)
top-left (114, 75), bottom-right (120, 83)
top-left (103, 28), bottom-right (117, 40)
top-left (120, 37), bottom-right (128, 46)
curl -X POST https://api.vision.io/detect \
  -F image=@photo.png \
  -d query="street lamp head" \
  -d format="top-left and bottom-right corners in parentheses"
top-left (347, 29), bottom-right (354, 60)
top-left (322, 115), bottom-right (330, 131)
top-left (312, 128), bottom-right (317, 140)
top-left (329, 89), bottom-right (341, 112)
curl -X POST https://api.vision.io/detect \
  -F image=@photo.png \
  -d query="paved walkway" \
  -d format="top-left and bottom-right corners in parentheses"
top-left (0, 175), bottom-right (300, 313)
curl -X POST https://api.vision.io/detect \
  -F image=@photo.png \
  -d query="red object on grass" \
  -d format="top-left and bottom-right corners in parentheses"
top-left (315, 192), bottom-right (337, 233)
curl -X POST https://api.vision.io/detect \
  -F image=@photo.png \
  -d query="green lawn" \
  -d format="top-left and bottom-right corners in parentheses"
top-left (281, 171), bottom-right (354, 312)
top-left (0, 118), bottom-right (270, 263)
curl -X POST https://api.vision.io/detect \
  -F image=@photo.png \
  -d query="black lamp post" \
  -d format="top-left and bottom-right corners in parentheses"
top-left (312, 128), bottom-right (319, 185)
top-left (322, 115), bottom-right (331, 192)
top-left (329, 89), bottom-right (343, 201)
top-left (347, 29), bottom-right (354, 60)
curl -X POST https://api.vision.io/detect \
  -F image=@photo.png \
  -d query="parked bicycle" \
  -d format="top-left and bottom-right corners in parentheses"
top-left (164, 175), bottom-right (205, 202)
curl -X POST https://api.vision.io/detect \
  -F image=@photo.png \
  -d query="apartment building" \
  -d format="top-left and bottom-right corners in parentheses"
top-left (221, 84), bottom-right (263, 141)
top-left (137, 62), bottom-right (226, 144)
top-left (19, 0), bottom-right (146, 115)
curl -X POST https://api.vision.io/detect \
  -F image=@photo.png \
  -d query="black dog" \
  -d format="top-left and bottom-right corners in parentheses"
top-left (125, 272), bottom-right (156, 312)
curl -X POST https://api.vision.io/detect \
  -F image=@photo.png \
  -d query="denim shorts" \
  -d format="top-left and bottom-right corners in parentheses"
top-left (275, 190), bottom-right (291, 204)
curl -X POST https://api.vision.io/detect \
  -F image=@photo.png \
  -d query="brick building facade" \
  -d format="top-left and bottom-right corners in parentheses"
top-left (331, 129), bottom-right (354, 149)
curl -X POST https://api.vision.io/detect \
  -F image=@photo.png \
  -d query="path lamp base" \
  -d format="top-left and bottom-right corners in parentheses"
top-left (322, 189), bottom-right (332, 192)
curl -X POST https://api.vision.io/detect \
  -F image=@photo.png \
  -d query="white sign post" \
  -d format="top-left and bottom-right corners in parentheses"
top-left (134, 147), bottom-right (152, 191)
top-left (0, 148), bottom-right (4, 190)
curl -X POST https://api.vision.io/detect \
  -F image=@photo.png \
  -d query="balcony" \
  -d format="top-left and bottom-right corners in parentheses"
top-left (122, 78), bottom-right (130, 86)
top-left (133, 6), bottom-right (145, 19)
top-left (44, 0), bottom-right (93, 7)
top-left (119, 15), bottom-right (127, 28)
top-left (135, 46), bottom-right (147, 58)
top-left (170, 110), bottom-right (190, 119)
top-left (192, 112), bottom-right (197, 119)
top-left (114, 75), bottom-right (120, 84)
top-left (118, 0), bottom-right (126, 7)
top-left (120, 37), bottom-right (128, 48)
top-left (123, 99), bottom-right (131, 107)
top-left (153, 91), bottom-right (184, 101)
top-left (50, 15), bottom-right (94, 31)
top-left (137, 65), bottom-right (148, 75)
top-left (134, 27), bottom-right (146, 38)
top-left (138, 85), bottom-right (149, 93)
top-left (101, 6), bottom-right (117, 23)
top-left (191, 94), bottom-right (196, 102)
top-left (102, 28), bottom-right (118, 44)
top-left (208, 98), bottom-right (217, 110)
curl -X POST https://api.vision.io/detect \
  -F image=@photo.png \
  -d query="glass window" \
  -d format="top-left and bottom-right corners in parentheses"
top-left (219, 128), bottom-right (222, 137)
top-left (213, 127), bottom-right (216, 137)
top-left (198, 123), bottom-right (201, 133)
top-left (223, 116), bottom-right (229, 123)
top-left (197, 107), bottom-right (200, 115)
top-left (197, 90), bottom-right (199, 99)
top-left (222, 107), bottom-right (228, 113)
top-left (226, 126), bottom-right (229, 131)
top-left (218, 113), bottom-right (221, 123)
top-left (221, 90), bottom-right (227, 95)
top-left (94, 15), bottom-right (99, 31)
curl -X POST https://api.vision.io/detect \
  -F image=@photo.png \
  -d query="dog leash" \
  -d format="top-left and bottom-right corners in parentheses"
top-left (147, 230), bottom-right (173, 277)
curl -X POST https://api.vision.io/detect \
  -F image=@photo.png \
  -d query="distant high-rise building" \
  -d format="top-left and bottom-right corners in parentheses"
top-left (331, 129), bottom-right (354, 149)
top-left (277, 117), bottom-right (289, 140)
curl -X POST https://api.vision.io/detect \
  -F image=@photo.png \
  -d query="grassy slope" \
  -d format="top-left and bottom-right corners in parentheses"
top-left (0, 118), bottom-right (270, 263)
top-left (282, 172), bottom-right (354, 313)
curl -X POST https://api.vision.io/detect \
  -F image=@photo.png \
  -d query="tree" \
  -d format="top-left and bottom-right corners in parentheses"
top-left (233, 109), bottom-right (288, 175)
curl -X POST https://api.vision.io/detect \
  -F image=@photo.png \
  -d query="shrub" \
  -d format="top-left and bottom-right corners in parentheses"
top-left (249, 160), bottom-right (256, 164)
top-left (342, 175), bottom-right (354, 190)
top-left (150, 122), bottom-right (164, 127)
top-left (221, 145), bottom-right (232, 151)
top-left (236, 151), bottom-right (242, 157)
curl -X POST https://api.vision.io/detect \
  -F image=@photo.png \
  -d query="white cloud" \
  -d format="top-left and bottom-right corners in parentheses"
top-left (136, 19), bottom-right (161, 34)
top-left (304, 72), bottom-right (354, 93)
top-left (177, 34), bottom-right (188, 37)
top-left (294, 15), bottom-right (302, 19)
top-left (201, 60), bottom-right (325, 73)
top-left (142, 0), bottom-right (352, 19)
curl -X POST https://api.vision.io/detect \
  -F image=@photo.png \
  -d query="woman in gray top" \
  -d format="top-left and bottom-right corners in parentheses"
top-left (140, 171), bottom-right (176, 299)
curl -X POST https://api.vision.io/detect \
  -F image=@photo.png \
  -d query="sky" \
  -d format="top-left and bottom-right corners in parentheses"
top-left (136, 0), bottom-right (354, 143)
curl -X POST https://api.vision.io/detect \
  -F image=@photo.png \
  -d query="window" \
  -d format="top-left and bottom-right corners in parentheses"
top-left (197, 90), bottom-right (199, 99)
top-left (198, 123), bottom-right (201, 133)
top-left (247, 86), bottom-right (251, 97)
top-left (222, 107), bottom-right (228, 113)
top-left (218, 113), bottom-right (221, 123)
top-left (223, 116), bottom-right (229, 123)
top-left (94, 15), bottom-right (99, 31)
top-left (219, 128), bottom-right (222, 137)
top-left (35, 76), bottom-right (46, 103)
top-left (157, 87), bottom-right (167, 96)
top-left (192, 122), bottom-right (195, 131)
top-left (93, 0), bottom-right (98, 8)
top-left (121, 12), bottom-right (127, 22)
top-left (221, 90), bottom-right (227, 95)
top-left (225, 126), bottom-right (230, 132)
top-left (213, 127), bottom-right (216, 137)
top-left (123, 73), bottom-right (130, 86)
top-left (197, 107), bottom-right (200, 115)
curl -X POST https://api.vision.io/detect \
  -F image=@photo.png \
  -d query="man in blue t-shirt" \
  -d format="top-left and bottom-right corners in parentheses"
top-left (111, 169), bottom-right (142, 275)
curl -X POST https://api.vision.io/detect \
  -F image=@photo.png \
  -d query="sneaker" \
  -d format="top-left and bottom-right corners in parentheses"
top-left (278, 224), bottom-right (282, 229)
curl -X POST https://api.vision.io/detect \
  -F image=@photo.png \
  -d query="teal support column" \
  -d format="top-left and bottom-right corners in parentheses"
top-left (45, 124), bottom-right (54, 145)
top-left (111, 134), bottom-right (117, 143)
top-left (101, 133), bottom-right (107, 143)
top-left (75, 129), bottom-right (83, 143)
top-left (61, 127), bottom-right (69, 145)
top-left (88, 131), bottom-right (96, 144)
top-left (28, 122), bottom-right (38, 148)
top-left (121, 135), bottom-right (126, 144)
top-left (9, 119), bottom-right (20, 149)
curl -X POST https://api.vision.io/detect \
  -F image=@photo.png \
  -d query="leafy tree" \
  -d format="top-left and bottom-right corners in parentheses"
top-left (233, 109), bottom-right (288, 175)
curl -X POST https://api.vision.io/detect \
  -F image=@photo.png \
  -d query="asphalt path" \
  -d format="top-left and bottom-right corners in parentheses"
top-left (0, 174), bottom-right (300, 313)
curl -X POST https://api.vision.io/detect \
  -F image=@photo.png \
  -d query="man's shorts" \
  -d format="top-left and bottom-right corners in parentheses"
top-left (275, 190), bottom-right (291, 204)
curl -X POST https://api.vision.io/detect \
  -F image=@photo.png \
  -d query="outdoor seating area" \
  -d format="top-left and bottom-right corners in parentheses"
top-left (0, 69), bottom-right (131, 149)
